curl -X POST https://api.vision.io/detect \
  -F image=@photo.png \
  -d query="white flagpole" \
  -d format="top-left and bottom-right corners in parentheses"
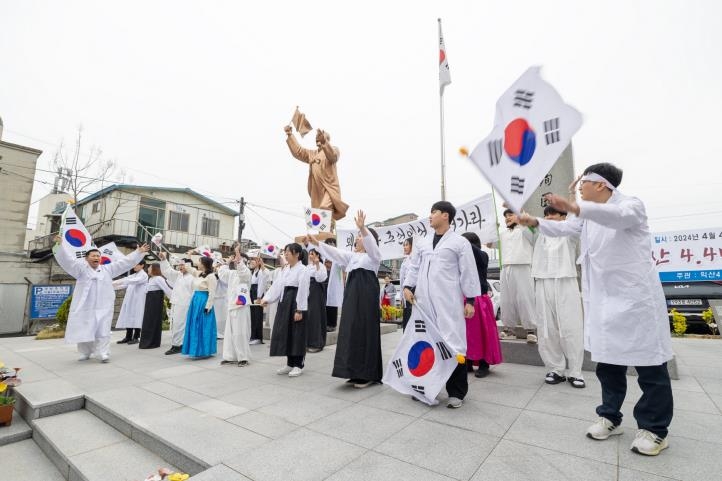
top-left (438, 18), bottom-right (448, 201)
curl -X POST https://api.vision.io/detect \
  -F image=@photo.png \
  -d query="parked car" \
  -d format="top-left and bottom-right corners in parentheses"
top-left (662, 281), bottom-right (722, 334)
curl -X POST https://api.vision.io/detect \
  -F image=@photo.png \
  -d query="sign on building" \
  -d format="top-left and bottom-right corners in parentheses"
top-left (30, 284), bottom-right (73, 319)
top-left (652, 228), bottom-right (722, 282)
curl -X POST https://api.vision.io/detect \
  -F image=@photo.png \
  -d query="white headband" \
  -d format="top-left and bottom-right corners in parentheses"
top-left (581, 173), bottom-right (616, 191)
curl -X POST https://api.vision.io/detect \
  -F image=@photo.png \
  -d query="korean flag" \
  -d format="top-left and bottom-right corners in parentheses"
top-left (304, 207), bottom-right (332, 233)
top-left (468, 66), bottom-right (582, 213)
top-left (382, 302), bottom-right (460, 405)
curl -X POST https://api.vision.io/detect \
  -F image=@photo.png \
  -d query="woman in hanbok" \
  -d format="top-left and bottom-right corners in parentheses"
top-left (182, 256), bottom-right (217, 358)
top-left (259, 243), bottom-right (310, 377)
top-left (305, 248), bottom-right (328, 353)
top-left (139, 263), bottom-right (173, 349)
top-left (114, 260), bottom-right (148, 345)
top-left (249, 255), bottom-right (269, 344)
top-left (461, 232), bottom-right (503, 378)
top-left (218, 248), bottom-right (253, 366)
top-left (310, 210), bottom-right (382, 389)
top-left (398, 237), bottom-right (413, 330)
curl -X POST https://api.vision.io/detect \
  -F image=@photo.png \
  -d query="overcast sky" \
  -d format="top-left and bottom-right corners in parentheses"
top-left (2, 0), bottom-right (721, 245)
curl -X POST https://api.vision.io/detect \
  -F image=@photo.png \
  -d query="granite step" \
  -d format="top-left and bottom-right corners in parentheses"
top-left (0, 410), bottom-right (32, 446)
top-left (0, 438), bottom-right (66, 480)
top-left (32, 409), bottom-right (181, 481)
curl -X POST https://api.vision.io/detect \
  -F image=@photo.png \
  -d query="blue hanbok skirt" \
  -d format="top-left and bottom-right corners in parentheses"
top-left (182, 291), bottom-right (217, 357)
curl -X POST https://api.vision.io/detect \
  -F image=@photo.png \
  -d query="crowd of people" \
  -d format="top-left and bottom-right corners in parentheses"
top-left (53, 162), bottom-right (675, 457)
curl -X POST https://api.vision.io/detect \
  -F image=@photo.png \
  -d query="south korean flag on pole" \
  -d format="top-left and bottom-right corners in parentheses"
top-left (59, 204), bottom-right (95, 260)
top-left (97, 242), bottom-right (126, 266)
top-left (382, 302), bottom-right (459, 406)
top-left (304, 207), bottom-right (332, 233)
top-left (468, 66), bottom-right (582, 213)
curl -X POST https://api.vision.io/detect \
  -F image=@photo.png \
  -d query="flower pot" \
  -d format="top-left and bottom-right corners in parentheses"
top-left (0, 404), bottom-right (13, 427)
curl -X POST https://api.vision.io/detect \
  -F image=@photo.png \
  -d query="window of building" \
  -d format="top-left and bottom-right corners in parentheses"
top-left (201, 217), bottom-right (220, 237)
top-left (91, 201), bottom-right (101, 214)
top-left (168, 211), bottom-right (190, 232)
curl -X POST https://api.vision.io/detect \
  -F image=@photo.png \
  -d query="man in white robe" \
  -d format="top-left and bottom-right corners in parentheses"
top-left (53, 241), bottom-right (149, 362)
top-left (531, 206), bottom-right (585, 388)
top-left (218, 250), bottom-right (252, 366)
top-left (159, 253), bottom-right (196, 355)
top-left (213, 260), bottom-right (229, 340)
top-left (404, 201), bottom-right (480, 408)
top-left (113, 260), bottom-right (148, 345)
top-left (519, 162), bottom-right (673, 457)
top-left (499, 209), bottom-right (538, 343)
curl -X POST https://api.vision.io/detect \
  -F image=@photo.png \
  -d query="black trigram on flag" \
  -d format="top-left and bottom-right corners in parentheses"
top-left (411, 385), bottom-right (425, 395)
top-left (392, 358), bottom-right (404, 378)
top-left (414, 319), bottom-right (426, 333)
top-left (436, 341), bottom-right (453, 360)
top-left (511, 177), bottom-right (525, 195)
top-left (544, 118), bottom-right (560, 145)
top-left (319, 223), bottom-right (327, 231)
top-left (513, 89), bottom-right (534, 109)
top-left (74, 250), bottom-right (88, 259)
top-left (102, 248), bottom-right (113, 255)
top-left (488, 139), bottom-right (502, 167)
top-left (304, 208), bottom-right (312, 216)
top-left (65, 216), bottom-right (77, 225)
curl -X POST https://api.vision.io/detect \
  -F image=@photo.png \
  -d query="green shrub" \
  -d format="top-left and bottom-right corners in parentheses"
top-left (55, 295), bottom-right (72, 329)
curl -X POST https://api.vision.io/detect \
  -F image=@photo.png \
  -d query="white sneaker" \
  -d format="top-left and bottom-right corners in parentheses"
top-left (288, 367), bottom-right (303, 377)
top-left (100, 354), bottom-right (110, 363)
top-left (276, 365), bottom-right (293, 375)
top-left (526, 333), bottom-right (538, 344)
top-left (78, 353), bottom-right (91, 361)
top-left (447, 397), bottom-right (463, 408)
top-left (499, 331), bottom-right (516, 340)
top-left (631, 429), bottom-right (669, 456)
top-left (249, 339), bottom-right (261, 345)
top-left (586, 417), bottom-right (623, 440)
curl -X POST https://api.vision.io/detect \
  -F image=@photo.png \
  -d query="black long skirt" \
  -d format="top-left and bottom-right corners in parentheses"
top-left (306, 279), bottom-right (328, 350)
top-left (249, 284), bottom-right (264, 341)
top-left (332, 269), bottom-right (382, 381)
top-left (270, 286), bottom-right (306, 357)
top-left (139, 290), bottom-right (164, 349)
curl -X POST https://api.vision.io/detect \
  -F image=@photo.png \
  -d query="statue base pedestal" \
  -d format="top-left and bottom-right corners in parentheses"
top-left (294, 232), bottom-right (335, 244)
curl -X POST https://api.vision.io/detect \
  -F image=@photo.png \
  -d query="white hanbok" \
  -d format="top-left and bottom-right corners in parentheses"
top-left (160, 260), bottom-right (196, 347)
top-left (218, 263), bottom-right (253, 362)
top-left (213, 273), bottom-right (228, 339)
top-left (499, 225), bottom-right (537, 330)
top-left (53, 245), bottom-right (145, 358)
top-left (537, 190), bottom-right (673, 366)
top-left (326, 262), bottom-right (345, 308)
top-left (404, 230), bottom-right (481, 356)
top-left (532, 234), bottom-right (584, 379)
top-left (114, 270), bottom-right (149, 329)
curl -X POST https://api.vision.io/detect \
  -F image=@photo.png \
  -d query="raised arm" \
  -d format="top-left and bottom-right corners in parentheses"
top-left (578, 197), bottom-right (646, 230)
top-left (52, 241), bottom-right (84, 279)
top-left (317, 242), bottom-right (353, 269)
top-left (107, 245), bottom-right (148, 278)
top-left (285, 127), bottom-right (312, 164)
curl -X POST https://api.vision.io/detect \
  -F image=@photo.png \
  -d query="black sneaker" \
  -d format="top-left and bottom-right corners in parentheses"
top-left (116, 338), bottom-right (130, 344)
top-left (127, 339), bottom-right (139, 345)
top-left (474, 367), bottom-right (490, 378)
top-left (165, 346), bottom-right (181, 355)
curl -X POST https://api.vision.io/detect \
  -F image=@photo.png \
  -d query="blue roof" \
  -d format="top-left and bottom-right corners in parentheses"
top-left (77, 184), bottom-right (237, 216)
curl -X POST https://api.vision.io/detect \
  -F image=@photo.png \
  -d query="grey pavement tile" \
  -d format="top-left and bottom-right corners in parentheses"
top-left (672, 388), bottom-right (720, 414)
top-left (226, 410), bottom-right (300, 439)
top-left (164, 369), bottom-right (259, 397)
top-left (470, 439), bottom-right (617, 481)
top-left (669, 375), bottom-right (704, 393)
top-left (465, 379), bottom-right (539, 408)
top-left (133, 407), bottom-right (269, 466)
top-left (422, 398), bottom-right (522, 437)
top-left (618, 431), bottom-right (722, 481)
top-left (14, 377), bottom-right (83, 407)
top-left (188, 464), bottom-right (252, 481)
top-left (668, 408), bottom-right (722, 444)
top-left (312, 378), bottom-right (387, 402)
top-left (32, 410), bottom-right (126, 457)
top-left (60, 368), bottom-right (155, 394)
top-left (325, 451), bottom-right (455, 481)
top-left (257, 390), bottom-right (353, 426)
top-left (70, 439), bottom-right (179, 481)
top-left (504, 410), bottom-right (619, 465)
top-left (188, 398), bottom-right (249, 419)
top-left (618, 467), bottom-right (684, 481)
top-left (259, 368), bottom-right (341, 393)
top-left (697, 375), bottom-right (722, 395)
top-left (218, 383), bottom-right (302, 410)
top-left (359, 388), bottom-right (433, 417)
top-left (138, 380), bottom-right (210, 406)
top-left (146, 363), bottom-right (206, 379)
top-left (710, 393), bottom-right (722, 414)
top-left (525, 389), bottom-right (619, 422)
top-left (684, 365), bottom-right (722, 380)
top-left (375, 418), bottom-right (499, 480)
top-left (86, 386), bottom-right (184, 420)
top-left (0, 438), bottom-right (66, 481)
top-left (307, 404), bottom-right (415, 449)
top-left (473, 365), bottom-right (547, 388)
top-left (224, 427), bottom-right (364, 481)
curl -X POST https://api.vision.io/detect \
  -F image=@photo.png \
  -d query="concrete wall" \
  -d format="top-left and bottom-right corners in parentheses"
top-left (0, 141), bottom-right (42, 254)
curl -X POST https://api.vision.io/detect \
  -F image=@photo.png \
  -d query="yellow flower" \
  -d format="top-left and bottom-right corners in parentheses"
top-left (456, 354), bottom-right (466, 364)
top-left (0, 383), bottom-right (7, 394)
top-left (167, 474), bottom-right (189, 481)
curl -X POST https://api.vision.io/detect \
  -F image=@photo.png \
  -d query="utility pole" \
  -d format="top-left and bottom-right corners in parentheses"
top-left (237, 197), bottom-right (245, 251)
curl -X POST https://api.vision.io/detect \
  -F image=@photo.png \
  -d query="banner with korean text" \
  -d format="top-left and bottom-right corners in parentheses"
top-left (337, 194), bottom-right (497, 260)
top-left (652, 228), bottom-right (722, 282)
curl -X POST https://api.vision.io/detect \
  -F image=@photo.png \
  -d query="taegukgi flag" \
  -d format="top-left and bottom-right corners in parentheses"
top-left (304, 207), bottom-right (332, 233)
top-left (196, 245), bottom-right (212, 258)
top-left (261, 242), bottom-right (280, 259)
top-left (97, 242), bottom-right (126, 265)
top-left (438, 18), bottom-right (451, 93)
top-left (60, 204), bottom-right (95, 259)
top-left (382, 302), bottom-right (460, 406)
top-left (468, 66), bottom-right (582, 213)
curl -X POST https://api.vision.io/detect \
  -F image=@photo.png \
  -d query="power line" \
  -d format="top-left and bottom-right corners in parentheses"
top-left (244, 204), bottom-right (294, 241)
top-left (246, 202), bottom-right (306, 219)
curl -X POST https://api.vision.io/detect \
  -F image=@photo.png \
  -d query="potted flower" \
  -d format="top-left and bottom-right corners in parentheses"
top-left (141, 468), bottom-right (189, 481)
top-left (0, 361), bottom-right (21, 427)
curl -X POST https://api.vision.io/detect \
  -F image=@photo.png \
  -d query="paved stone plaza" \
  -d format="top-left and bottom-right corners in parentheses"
top-left (1, 329), bottom-right (721, 481)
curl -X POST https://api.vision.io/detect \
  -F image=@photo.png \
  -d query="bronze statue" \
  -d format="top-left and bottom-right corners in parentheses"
top-left (284, 125), bottom-right (349, 221)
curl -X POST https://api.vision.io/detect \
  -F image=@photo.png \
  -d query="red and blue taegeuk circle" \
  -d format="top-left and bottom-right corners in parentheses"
top-left (267, 245), bottom-right (275, 253)
top-left (311, 214), bottom-right (321, 226)
top-left (64, 229), bottom-right (87, 248)
top-left (407, 341), bottom-right (435, 377)
top-left (504, 118), bottom-right (536, 166)
top-left (100, 256), bottom-right (112, 265)
top-left (236, 295), bottom-right (248, 306)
